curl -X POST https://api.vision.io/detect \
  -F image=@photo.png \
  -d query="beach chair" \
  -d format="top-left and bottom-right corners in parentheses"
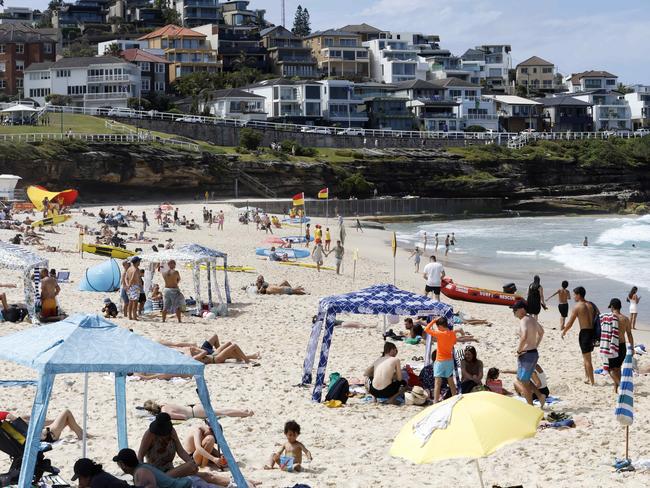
top-left (0, 417), bottom-right (59, 486)
top-left (56, 269), bottom-right (70, 283)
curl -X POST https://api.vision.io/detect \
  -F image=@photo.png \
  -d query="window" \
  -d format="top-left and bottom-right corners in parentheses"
top-left (44, 43), bottom-right (52, 54)
top-left (15, 61), bottom-right (24, 72)
top-left (606, 79), bottom-right (616, 86)
top-left (155, 63), bottom-right (165, 73)
top-left (141, 78), bottom-right (150, 91)
top-left (16, 79), bottom-right (22, 88)
top-left (0, 80), bottom-right (5, 89)
top-left (542, 67), bottom-right (552, 73)
top-left (532, 68), bottom-right (537, 73)
top-left (0, 63), bottom-right (4, 72)
top-left (448, 89), bottom-right (462, 98)
top-left (138, 62), bottom-right (150, 72)
top-left (543, 80), bottom-right (552, 86)
top-left (67, 85), bottom-right (87, 95)
top-left (343, 50), bottom-right (355, 61)
top-left (29, 88), bottom-right (50, 98)
top-left (56, 69), bottom-right (71, 78)
top-left (520, 67), bottom-right (528, 74)
top-left (0, 45), bottom-right (4, 54)
top-left (465, 90), bottom-right (477, 97)
top-left (305, 101), bottom-right (320, 116)
top-left (155, 81), bottom-right (165, 92)
top-left (16, 43), bottom-right (24, 54)
top-left (356, 50), bottom-right (368, 58)
top-left (305, 85), bottom-right (320, 99)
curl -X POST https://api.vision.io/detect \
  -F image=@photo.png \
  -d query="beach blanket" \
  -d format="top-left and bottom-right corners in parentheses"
top-left (413, 394), bottom-right (461, 446)
top-left (163, 287), bottom-right (185, 313)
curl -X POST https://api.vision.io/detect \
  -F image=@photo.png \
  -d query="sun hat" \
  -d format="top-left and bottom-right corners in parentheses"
top-left (405, 386), bottom-right (428, 406)
top-left (149, 412), bottom-right (173, 436)
top-left (103, 297), bottom-right (111, 304)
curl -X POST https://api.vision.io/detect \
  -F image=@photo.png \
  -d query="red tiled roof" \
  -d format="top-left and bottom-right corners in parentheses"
top-left (569, 70), bottom-right (617, 84)
top-left (121, 48), bottom-right (171, 64)
top-left (138, 24), bottom-right (205, 40)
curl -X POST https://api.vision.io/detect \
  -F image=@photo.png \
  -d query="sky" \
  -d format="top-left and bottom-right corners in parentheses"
top-left (11, 0), bottom-right (650, 84)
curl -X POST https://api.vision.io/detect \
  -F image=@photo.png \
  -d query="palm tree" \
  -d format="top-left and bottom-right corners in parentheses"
top-left (103, 42), bottom-right (122, 57)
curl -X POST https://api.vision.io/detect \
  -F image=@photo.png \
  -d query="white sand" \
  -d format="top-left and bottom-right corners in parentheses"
top-left (1, 202), bottom-right (649, 488)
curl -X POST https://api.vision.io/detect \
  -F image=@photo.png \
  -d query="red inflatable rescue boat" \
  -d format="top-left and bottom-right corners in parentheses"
top-left (441, 277), bottom-right (523, 306)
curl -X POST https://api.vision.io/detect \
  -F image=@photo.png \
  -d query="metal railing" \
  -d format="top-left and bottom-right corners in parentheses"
top-left (87, 74), bottom-right (131, 82)
top-left (84, 92), bottom-right (130, 100)
top-left (42, 104), bottom-right (645, 146)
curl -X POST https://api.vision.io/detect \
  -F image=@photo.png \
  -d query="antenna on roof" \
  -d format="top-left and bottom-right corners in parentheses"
top-left (281, 0), bottom-right (285, 27)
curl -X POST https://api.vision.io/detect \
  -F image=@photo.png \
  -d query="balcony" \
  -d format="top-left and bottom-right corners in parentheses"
top-left (87, 74), bottom-right (131, 83)
top-left (277, 56), bottom-right (316, 64)
top-left (328, 111), bottom-right (368, 119)
top-left (84, 92), bottom-right (129, 101)
top-left (463, 114), bottom-right (498, 120)
top-left (420, 112), bottom-right (457, 119)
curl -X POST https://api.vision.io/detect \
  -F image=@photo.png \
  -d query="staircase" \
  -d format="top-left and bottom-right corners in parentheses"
top-left (227, 166), bottom-right (277, 198)
top-left (507, 132), bottom-right (533, 149)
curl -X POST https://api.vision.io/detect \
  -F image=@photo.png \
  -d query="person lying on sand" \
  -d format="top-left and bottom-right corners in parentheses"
top-left (160, 335), bottom-right (261, 365)
top-left (255, 275), bottom-right (306, 295)
top-left (142, 401), bottom-right (253, 420)
top-left (1, 409), bottom-right (83, 441)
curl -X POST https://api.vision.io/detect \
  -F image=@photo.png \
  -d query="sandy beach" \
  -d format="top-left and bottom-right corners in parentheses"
top-left (1, 202), bottom-right (649, 488)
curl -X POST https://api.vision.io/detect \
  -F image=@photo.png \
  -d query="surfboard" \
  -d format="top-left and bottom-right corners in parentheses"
top-left (31, 215), bottom-right (71, 227)
top-left (278, 261), bottom-right (336, 271)
top-left (282, 217), bottom-right (311, 224)
top-left (283, 235), bottom-right (314, 243)
top-left (185, 264), bottom-right (256, 273)
top-left (255, 247), bottom-right (310, 259)
top-left (82, 243), bottom-right (135, 260)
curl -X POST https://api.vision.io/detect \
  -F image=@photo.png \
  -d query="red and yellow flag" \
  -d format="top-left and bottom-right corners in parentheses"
top-left (292, 192), bottom-right (305, 206)
top-left (318, 188), bottom-right (329, 199)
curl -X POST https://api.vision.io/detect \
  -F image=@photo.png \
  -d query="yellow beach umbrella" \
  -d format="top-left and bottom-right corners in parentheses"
top-left (390, 392), bottom-right (543, 487)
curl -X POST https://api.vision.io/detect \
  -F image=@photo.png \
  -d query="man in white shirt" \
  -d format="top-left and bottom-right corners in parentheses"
top-left (422, 255), bottom-right (445, 301)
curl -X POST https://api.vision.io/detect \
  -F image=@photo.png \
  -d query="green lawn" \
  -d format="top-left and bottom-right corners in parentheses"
top-left (0, 114), bottom-right (125, 134)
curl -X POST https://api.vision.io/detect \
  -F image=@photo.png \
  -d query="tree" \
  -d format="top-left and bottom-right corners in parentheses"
top-left (63, 40), bottom-right (96, 57)
top-left (103, 42), bottom-right (121, 57)
top-left (239, 128), bottom-right (263, 150)
top-left (291, 5), bottom-right (311, 37)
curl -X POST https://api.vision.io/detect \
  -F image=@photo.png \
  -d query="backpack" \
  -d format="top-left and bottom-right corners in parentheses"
top-left (3, 305), bottom-right (27, 323)
top-left (589, 301), bottom-right (601, 345)
top-left (324, 377), bottom-right (349, 404)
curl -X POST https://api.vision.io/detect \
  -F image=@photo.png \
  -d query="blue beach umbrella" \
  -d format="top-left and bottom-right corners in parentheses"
top-left (614, 344), bottom-right (634, 459)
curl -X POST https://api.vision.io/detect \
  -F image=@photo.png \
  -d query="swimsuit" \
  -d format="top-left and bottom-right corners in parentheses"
top-left (127, 284), bottom-right (142, 301)
top-left (163, 287), bottom-right (185, 313)
top-left (558, 303), bottom-right (569, 318)
top-left (517, 349), bottom-right (539, 382)
top-left (433, 359), bottom-right (455, 378)
top-left (608, 342), bottom-right (626, 369)
top-left (40, 298), bottom-right (58, 318)
top-left (578, 329), bottom-right (595, 353)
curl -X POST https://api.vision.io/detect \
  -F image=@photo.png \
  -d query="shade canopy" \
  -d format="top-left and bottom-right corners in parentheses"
top-left (302, 283), bottom-right (454, 401)
top-left (0, 242), bottom-right (48, 323)
top-left (1, 104), bottom-right (38, 113)
top-left (0, 314), bottom-right (247, 488)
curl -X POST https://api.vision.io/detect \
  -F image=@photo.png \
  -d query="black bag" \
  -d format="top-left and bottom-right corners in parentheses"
top-left (325, 377), bottom-right (349, 404)
top-left (3, 305), bottom-right (27, 323)
top-left (589, 301), bottom-right (601, 345)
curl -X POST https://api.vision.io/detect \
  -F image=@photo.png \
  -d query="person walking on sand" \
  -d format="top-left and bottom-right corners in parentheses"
top-left (434, 232), bottom-right (439, 252)
top-left (561, 286), bottom-right (597, 385)
top-left (607, 298), bottom-right (634, 393)
top-left (304, 223), bottom-right (311, 248)
top-left (423, 255), bottom-right (445, 301)
top-left (356, 219), bottom-right (363, 233)
top-left (218, 210), bottom-right (224, 231)
top-left (142, 211), bottom-right (149, 233)
top-left (162, 260), bottom-right (184, 323)
top-left (444, 234), bottom-right (450, 256)
top-left (450, 232), bottom-right (456, 246)
top-left (311, 242), bottom-right (324, 273)
top-left (324, 227), bottom-right (331, 251)
top-left (120, 260), bottom-right (131, 317)
top-left (423, 232), bottom-right (428, 252)
top-left (125, 257), bottom-right (143, 321)
top-left (409, 246), bottom-right (423, 273)
top-left (627, 286), bottom-right (640, 330)
top-left (329, 240), bottom-right (344, 275)
top-left (526, 275), bottom-right (547, 320)
top-left (511, 300), bottom-right (546, 407)
top-left (546, 280), bottom-right (570, 329)
top-left (583, 236), bottom-right (588, 246)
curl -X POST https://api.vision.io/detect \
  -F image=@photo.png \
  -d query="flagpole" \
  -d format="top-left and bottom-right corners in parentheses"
top-left (326, 196), bottom-right (329, 227)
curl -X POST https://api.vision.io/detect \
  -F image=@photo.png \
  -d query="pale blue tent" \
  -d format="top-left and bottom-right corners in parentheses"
top-left (0, 314), bottom-right (247, 488)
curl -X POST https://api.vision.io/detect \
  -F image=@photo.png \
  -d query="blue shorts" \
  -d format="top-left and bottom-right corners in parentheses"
top-left (517, 349), bottom-right (539, 382)
top-left (120, 287), bottom-right (128, 304)
top-left (434, 359), bottom-right (455, 378)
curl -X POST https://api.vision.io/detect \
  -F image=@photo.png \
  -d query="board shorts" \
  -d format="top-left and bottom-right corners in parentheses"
top-left (127, 285), bottom-right (142, 301)
top-left (578, 329), bottom-right (595, 353)
top-left (425, 285), bottom-right (441, 295)
top-left (369, 379), bottom-right (402, 398)
top-left (517, 349), bottom-right (539, 382)
top-left (434, 359), bottom-right (455, 378)
top-left (120, 286), bottom-right (129, 304)
top-left (40, 298), bottom-right (58, 318)
top-left (558, 303), bottom-right (569, 318)
top-left (163, 287), bottom-right (185, 313)
top-left (608, 343), bottom-right (626, 369)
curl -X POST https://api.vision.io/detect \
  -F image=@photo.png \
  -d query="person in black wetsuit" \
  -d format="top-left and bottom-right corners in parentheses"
top-left (526, 275), bottom-right (547, 319)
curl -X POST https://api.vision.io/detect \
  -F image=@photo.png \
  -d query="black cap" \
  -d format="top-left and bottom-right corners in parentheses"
top-left (149, 412), bottom-right (173, 436)
top-left (511, 299), bottom-right (528, 311)
top-left (112, 448), bottom-right (139, 467)
top-left (608, 298), bottom-right (622, 310)
top-left (71, 458), bottom-right (98, 481)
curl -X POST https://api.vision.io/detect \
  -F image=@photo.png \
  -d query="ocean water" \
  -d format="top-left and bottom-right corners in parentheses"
top-left (389, 214), bottom-right (650, 324)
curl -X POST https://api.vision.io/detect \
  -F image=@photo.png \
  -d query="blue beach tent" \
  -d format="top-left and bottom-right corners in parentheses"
top-left (301, 284), bottom-right (454, 402)
top-left (0, 314), bottom-right (247, 488)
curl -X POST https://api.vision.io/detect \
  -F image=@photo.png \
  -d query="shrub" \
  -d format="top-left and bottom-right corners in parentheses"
top-left (464, 125), bottom-right (487, 132)
top-left (279, 139), bottom-right (316, 157)
top-left (339, 172), bottom-right (374, 198)
top-left (45, 94), bottom-right (72, 106)
top-left (239, 128), bottom-right (263, 151)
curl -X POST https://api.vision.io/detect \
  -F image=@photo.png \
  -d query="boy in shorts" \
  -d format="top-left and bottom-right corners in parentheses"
top-left (265, 420), bottom-right (312, 472)
top-left (425, 317), bottom-right (458, 403)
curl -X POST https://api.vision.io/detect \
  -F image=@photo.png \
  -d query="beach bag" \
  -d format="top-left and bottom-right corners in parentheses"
top-left (325, 377), bottom-right (349, 404)
top-left (589, 301), bottom-right (601, 345)
top-left (4, 305), bottom-right (27, 323)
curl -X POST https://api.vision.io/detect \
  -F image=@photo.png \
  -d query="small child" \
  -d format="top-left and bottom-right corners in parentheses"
top-left (265, 420), bottom-right (312, 472)
top-left (102, 297), bottom-right (118, 318)
top-left (485, 368), bottom-right (512, 396)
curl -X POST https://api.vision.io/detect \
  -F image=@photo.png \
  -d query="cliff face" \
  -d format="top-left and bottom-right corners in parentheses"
top-left (1, 141), bottom-right (648, 212)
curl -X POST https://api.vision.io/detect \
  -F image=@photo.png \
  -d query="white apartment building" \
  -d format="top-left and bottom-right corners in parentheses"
top-left (460, 44), bottom-right (512, 92)
top-left (571, 90), bottom-right (632, 131)
top-left (243, 78), bottom-right (322, 122)
top-left (565, 70), bottom-right (618, 93)
top-left (97, 39), bottom-right (149, 55)
top-left (364, 38), bottom-right (428, 84)
top-left (0, 7), bottom-right (37, 25)
top-left (24, 56), bottom-right (141, 109)
top-left (198, 88), bottom-right (267, 121)
top-left (320, 79), bottom-right (368, 128)
top-left (624, 85), bottom-right (650, 129)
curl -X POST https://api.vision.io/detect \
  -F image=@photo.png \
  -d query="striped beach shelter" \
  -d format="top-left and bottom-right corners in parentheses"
top-left (614, 344), bottom-right (634, 458)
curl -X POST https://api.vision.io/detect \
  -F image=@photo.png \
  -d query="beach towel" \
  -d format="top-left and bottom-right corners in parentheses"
top-left (413, 394), bottom-right (461, 446)
top-left (599, 312), bottom-right (619, 372)
top-left (163, 287), bottom-right (185, 313)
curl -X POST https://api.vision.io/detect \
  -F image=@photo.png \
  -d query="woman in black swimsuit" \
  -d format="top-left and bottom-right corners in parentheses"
top-left (526, 275), bottom-right (547, 319)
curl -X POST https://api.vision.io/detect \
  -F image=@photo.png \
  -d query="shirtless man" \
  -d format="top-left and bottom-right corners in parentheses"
top-left (607, 298), bottom-right (634, 393)
top-left (125, 257), bottom-right (142, 321)
top-left (512, 300), bottom-right (546, 407)
top-left (561, 286), bottom-right (596, 385)
top-left (120, 260), bottom-right (131, 317)
top-left (546, 280), bottom-right (570, 329)
top-left (162, 260), bottom-right (184, 323)
top-left (40, 267), bottom-right (60, 319)
top-left (364, 342), bottom-right (404, 404)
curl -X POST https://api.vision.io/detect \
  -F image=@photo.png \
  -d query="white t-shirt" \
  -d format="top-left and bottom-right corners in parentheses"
top-left (423, 262), bottom-right (444, 287)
